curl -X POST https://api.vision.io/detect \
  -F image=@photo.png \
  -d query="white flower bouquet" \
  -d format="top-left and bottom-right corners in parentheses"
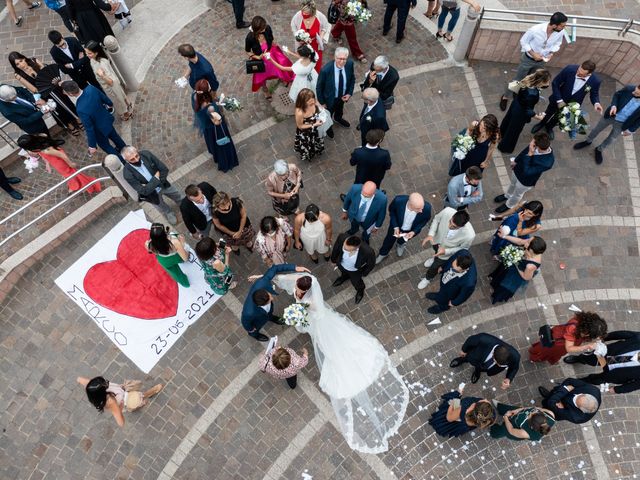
top-left (283, 303), bottom-right (310, 328)
top-left (557, 101), bottom-right (588, 139)
top-left (499, 244), bottom-right (525, 268)
top-left (345, 0), bottom-right (372, 23)
top-left (451, 133), bottom-right (476, 160)
top-left (24, 156), bottom-right (39, 173)
top-left (218, 93), bottom-right (242, 112)
top-left (295, 29), bottom-right (312, 44)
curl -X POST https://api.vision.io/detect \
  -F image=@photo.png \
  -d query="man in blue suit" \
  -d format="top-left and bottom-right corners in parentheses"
top-left (575, 83), bottom-right (640, 164)
top-left (62, 81), bottom-right (126, 161)
top-left (376, 193), bottom-right (431, 264)
top-left (341, 181), bottom-right (387, 243)
top-left (357, 88), bottom-right (389, 146)
top-left (532, 60), bottom-right (602, 139)
top-left (0, 84), bottom-right (49, 137)
top-left (539, 378), bottom-right (601, 424)
top-left (425, 249), bottom-right (477, 314)
top-left (349, 129), bottom-right (391, 187)
top-left (242, 264), bottom-right (310, 342)
top-left (316, 47), bottom-right (355, 139)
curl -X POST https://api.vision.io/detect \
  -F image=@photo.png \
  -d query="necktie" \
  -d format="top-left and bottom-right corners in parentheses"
top-left (607, 355), bottom-right (634, 365)
top-left (357, 199), bottom-right (367, 222)
top-left (338, 68), bottom-right (344, 98)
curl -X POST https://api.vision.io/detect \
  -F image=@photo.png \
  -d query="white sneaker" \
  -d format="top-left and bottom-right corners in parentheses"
top-left (424, 257), bottom-right (434, 268)
top-left (375, 254), bottom-right (387, 264)
top-left (417, 278), bottom-right (430, 290)
top-left (396, 244), bottom-right (406, 257)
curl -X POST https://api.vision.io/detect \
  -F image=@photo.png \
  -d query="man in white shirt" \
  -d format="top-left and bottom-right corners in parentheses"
top-left (500, 11), bottom-right (568, 111)
top-left (180, 183), bottom-right (218, 239)
top-left (330, 233), bottom-right (376, 304)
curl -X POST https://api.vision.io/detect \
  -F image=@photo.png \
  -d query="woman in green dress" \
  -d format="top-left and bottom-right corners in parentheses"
top-left (146, 223), bottom-right (190, 287)
top-left (490, 403), bottom-right (555, 441)
top-left (194, 237), bottom-right (236, 295)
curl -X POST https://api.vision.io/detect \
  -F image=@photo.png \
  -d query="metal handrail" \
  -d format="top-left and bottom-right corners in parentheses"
top-left (0, 120), bottom-right (17, 148)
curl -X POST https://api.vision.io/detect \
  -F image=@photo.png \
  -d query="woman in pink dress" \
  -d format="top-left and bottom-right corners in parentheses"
top-left (290, 1), bottom-right (329, 74)
top-left (17, 134), bottom-right (102, 194)
top-left (245, 16), bottom-right (294, 98)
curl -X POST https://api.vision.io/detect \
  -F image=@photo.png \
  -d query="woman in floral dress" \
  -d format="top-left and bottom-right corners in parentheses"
top-left (195, 237), bottom-right (236, 295)
top-left (294, 88), bottom-right (324, 162)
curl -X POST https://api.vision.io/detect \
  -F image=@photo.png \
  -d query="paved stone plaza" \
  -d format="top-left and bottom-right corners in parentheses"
top-left (1, 0), bottom-right (640, 479)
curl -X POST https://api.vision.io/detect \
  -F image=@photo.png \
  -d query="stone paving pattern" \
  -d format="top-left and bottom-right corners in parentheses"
top-left (2, 0), bottom-right (640, 479)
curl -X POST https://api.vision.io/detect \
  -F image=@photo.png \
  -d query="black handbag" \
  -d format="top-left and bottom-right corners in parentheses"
top-left (245, 59), bottom-right (265, 74)
top-left (327, 2), bottom-right (339, 24)
top-left (538, 325), bottom-right (554, 348)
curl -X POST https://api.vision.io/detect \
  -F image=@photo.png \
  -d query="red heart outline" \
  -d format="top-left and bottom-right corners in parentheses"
top-left (83, 229), bottom-right (179, 319)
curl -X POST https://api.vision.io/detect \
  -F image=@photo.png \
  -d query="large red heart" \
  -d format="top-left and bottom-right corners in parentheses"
top-left (83, 228), bottom-right (179, 319)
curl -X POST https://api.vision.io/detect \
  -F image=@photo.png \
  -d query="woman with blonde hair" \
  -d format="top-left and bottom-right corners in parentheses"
top-left (294, 88), bottom-right (324, 162)
top-left (498, 69), bottom-right (551, 153)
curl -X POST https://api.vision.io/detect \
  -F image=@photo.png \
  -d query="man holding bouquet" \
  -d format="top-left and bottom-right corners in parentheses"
top-left (531, 60), bottom-right (602, 140)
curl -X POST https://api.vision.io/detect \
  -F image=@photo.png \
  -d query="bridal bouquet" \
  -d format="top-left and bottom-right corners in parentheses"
top-left (295, 29), bottom-right (312, 44)
top-left (283, 303), bottom-right (310, 328)
top-left (345, 0), bottom-right (372, 23)
top-left (218, 94), bottom-right (242, 112)
top-left (499, 244), bottom-right (525, 267)
top-left (557, 101), bottom-right (588, 139)
top-left (23, 155), bottom-right (39, 173)
top-left (451, 133), bottom-right (476, 160)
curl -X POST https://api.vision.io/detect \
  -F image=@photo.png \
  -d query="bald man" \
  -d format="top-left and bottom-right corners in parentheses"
top-left (376, 193), bottom-right (431, 264)
top-left (341, 181), bottom-right (387, 244)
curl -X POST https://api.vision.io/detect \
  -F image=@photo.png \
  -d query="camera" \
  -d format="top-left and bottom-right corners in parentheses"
top-left (218, 238), bottom-right (226, 250)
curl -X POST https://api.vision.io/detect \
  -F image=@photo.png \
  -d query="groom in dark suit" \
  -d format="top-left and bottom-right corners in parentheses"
top-left (330, 234), bottom-right (376, 304)
top-left (342, 181), bottom-right (387, 243)
top-left (242, 264), bottom-right (310, 341)
top-left (357, 88), bottom-right (389, 146)
top-left (316, 47), bottom-right (355, 139)
top-left (531, 60), bottom-right (602, 139)
top-left (349, 129), bottom-right (391, 188)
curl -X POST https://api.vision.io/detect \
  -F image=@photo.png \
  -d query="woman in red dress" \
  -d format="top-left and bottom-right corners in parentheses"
top-left (528, 311), bottom-right (608, 364)
top-left (17, 135), bottom-right (102, 194)
top-left (290, 1), bottom-right (329, 74)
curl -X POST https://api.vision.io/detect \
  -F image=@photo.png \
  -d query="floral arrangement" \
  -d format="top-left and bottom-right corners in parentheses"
top-left (23, 156), bottom-right (39, 173)
top-left (557, 101), bottom-right (588, 139)
top-left (499, 244), bottom-right (525, 268)
top-left (218, 94), bottom-right (242, 112)
top-left (345, 0), bottom-right (372, 23)
top-left (295, 29), bottom-right (312, 44)
top-left (451, 133), bottom-right (476, 160)
top-left (283, 303), bottom-right (310, 328)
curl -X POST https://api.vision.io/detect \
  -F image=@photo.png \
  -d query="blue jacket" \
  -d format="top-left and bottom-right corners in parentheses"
top-left (604, 85), bottom-right (640, 132)
top-left (550, 65), bottom-right (601, 106)
top-left (513, 147), bottom-right (555, 187)
top-left (188, 52), bottom-right (219, 91)
top-left (388, 195), bottom-right (431, 235)
top-left (0, 85), bottom-right (47, 135)
top-left (350, 146), bottom-right (391, 187)
top-left (75, 85), bottom-right (115, 149)
top-left (342, 184), bottom-right (387, 230)
top-left (358, 100), bottom-right (389, 145)
top-left (316, 60), bottom-right (355, 110)
top-left (240, 264), bottom-right (297, 333)
top-left (446, 173), bottom-right (483, 208)
top-left (433, 249), bottom-right (477, 307)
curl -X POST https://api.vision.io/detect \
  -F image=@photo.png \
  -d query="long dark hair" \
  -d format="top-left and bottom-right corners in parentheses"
top-left (148, 223), bottom-right (173, 255)
top-left (8, 51), bottom-right (40, 74)
top-left (85, 376), bottom-right (110, 412)
top-left (303, 204), bottom-right (319, 226)
top-left (84, 40), bottom-right (108, 61)
top-left (17, 134), bottom-right (64, 152)
top-left (471, 114), bottom-right (500, 145)
top-left (521, 200), bottom-right (544, 229)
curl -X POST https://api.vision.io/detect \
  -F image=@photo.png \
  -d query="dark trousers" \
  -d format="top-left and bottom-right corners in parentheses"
top-left (348, 219), bottom-right (372, 243)
top-left (537, 100), bottom-right (563, 131)
top-left (95, 127), bottom-right (127, 161)
top-left (0, 167), bottom-right (15, 194)
top-left (53, 5), bottom-right (74, 32)
top-left (425, 255), bottom-right (447, 280)
top-left (231, 0), bottom-right (245, 26)
top-left (248, 312), bottom-right (281, 338)
top-left (383, 0), bottom-right (411, 40)
top-left (337, 264), bottom-right (365, 293)
top-left (379, 226), bottom-right (408, 256)
top-left (286, 375), bottom-right (297, 389)
top-left (329, 97), bottom-right (346, 121)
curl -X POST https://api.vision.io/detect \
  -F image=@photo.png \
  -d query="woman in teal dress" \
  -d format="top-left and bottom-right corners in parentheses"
top-left (194, 237), bottom-right (236, 295)
top-left (428, 389), bottom-right (496, 438)
top-left (490, 403), bottom-right (555, 441)
top-left (146, 223), bottom-right (190, 287)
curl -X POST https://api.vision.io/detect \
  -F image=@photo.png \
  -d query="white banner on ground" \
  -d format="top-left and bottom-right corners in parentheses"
top-left (55, 210), bottom-right (221, 373)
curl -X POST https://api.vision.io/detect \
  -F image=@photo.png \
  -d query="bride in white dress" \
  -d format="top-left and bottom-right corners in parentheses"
top-left (274, 274), bottom-right (409, 453)
top-left (269, 44), bottom-right (318, 101)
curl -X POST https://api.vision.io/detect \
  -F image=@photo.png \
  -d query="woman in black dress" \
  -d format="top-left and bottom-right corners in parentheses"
top-left (294, 88), bottom-right (324, 162)
top-left (428, 389), bottom-right (496, 438)
top-left (67, 0), bottom-right (115, 44)
top-left (211, 192), bottom-right (256, 255)
top-left (498, 69), bottom-right (551, 154)
top-left (9, 51), bottom-right (81, 135)
top-left (449, 114), bottom-right (500, 176)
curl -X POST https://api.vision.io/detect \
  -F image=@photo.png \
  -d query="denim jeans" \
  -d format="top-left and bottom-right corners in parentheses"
top-left (437, 6), bottom-right (460, 33)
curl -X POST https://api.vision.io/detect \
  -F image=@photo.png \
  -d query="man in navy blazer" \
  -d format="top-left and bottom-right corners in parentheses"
top-left (0, 84), bottom-right (49, 136)
top-left (532, 60), bottom-right (602, 138)
top-left (242, 264), bottom-right (309, 342)
top-left (341, 181), bottom-right (387, 243)
top-left (376, 193), bottom-right (430, 263)
top-left (48, 30), bottom-right (101, 91)
top-left (575, 83), bottom-right (640, 164)
top-left (450, 333), bottom-right (520, 388)
top-left (538, 378), bottom-right (601, 424)
top-left (425, 249), bottom-right (477, 314)
top-left (349, 129), bottom-right (391, 187)
top-left (357, 88), bottom-right (389, 146)
top-left (316, 47), bottom-right (355, 139)
top-left (62, 81), bottom-right (126, 160)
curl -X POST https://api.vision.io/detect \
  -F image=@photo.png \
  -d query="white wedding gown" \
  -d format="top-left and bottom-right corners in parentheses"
top-left (275, 274), bottom-right (409, 454)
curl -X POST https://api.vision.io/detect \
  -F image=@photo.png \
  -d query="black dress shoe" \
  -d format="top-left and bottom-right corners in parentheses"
top-left (335, 118), bottom-right (350, 128)
top-left (494, 204), bottom-right (509, 214)
top-left (573, 140), bottom-right (591, 150)
top-left (9, 190), bottom-right (24, 200)
top-left (563, 355), bottom-right (580, 364)
top-left (499, 96), bottom-right (508, 111)
top-left (382, 29), bottom-right (389, 36)
top-left (236, 21), bottom-right (251, 28)
top-left (595, 148), bottom-right (603, 165)
top-left (332, 276), bottom-right (348, 287)
top-left (470, 368), bottom-right (481, 384)
top-left (7, 177), bottom-right (21, 184)
top-left (538, 386), bottom-right (551, 398)
top-left (339, 193), bottom-right (346, 201)
top-left (531, 123), bottom-right (544, 134)
top-left (326, 127), bottom-right (335, 138)
top-left (427, 305), bottom-right (446, 314)
top-left (395, 35), bottom-right (404, 44)
top-left (449, 357), bottom-right (464, 368)
top-left (493, 194), bottom-right (507, 203)
top-left (252, 332), bottom-right (269, 342)
top-left (425, 292), bottom-right (438, 301)
top-left (355, 290), bottom-right (364, 304)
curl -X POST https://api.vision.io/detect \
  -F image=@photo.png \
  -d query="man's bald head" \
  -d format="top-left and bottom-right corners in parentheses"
top-left (408, 193), bottom-right (425, 212)
top-left (361, 181), bottom-right (377, 197)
